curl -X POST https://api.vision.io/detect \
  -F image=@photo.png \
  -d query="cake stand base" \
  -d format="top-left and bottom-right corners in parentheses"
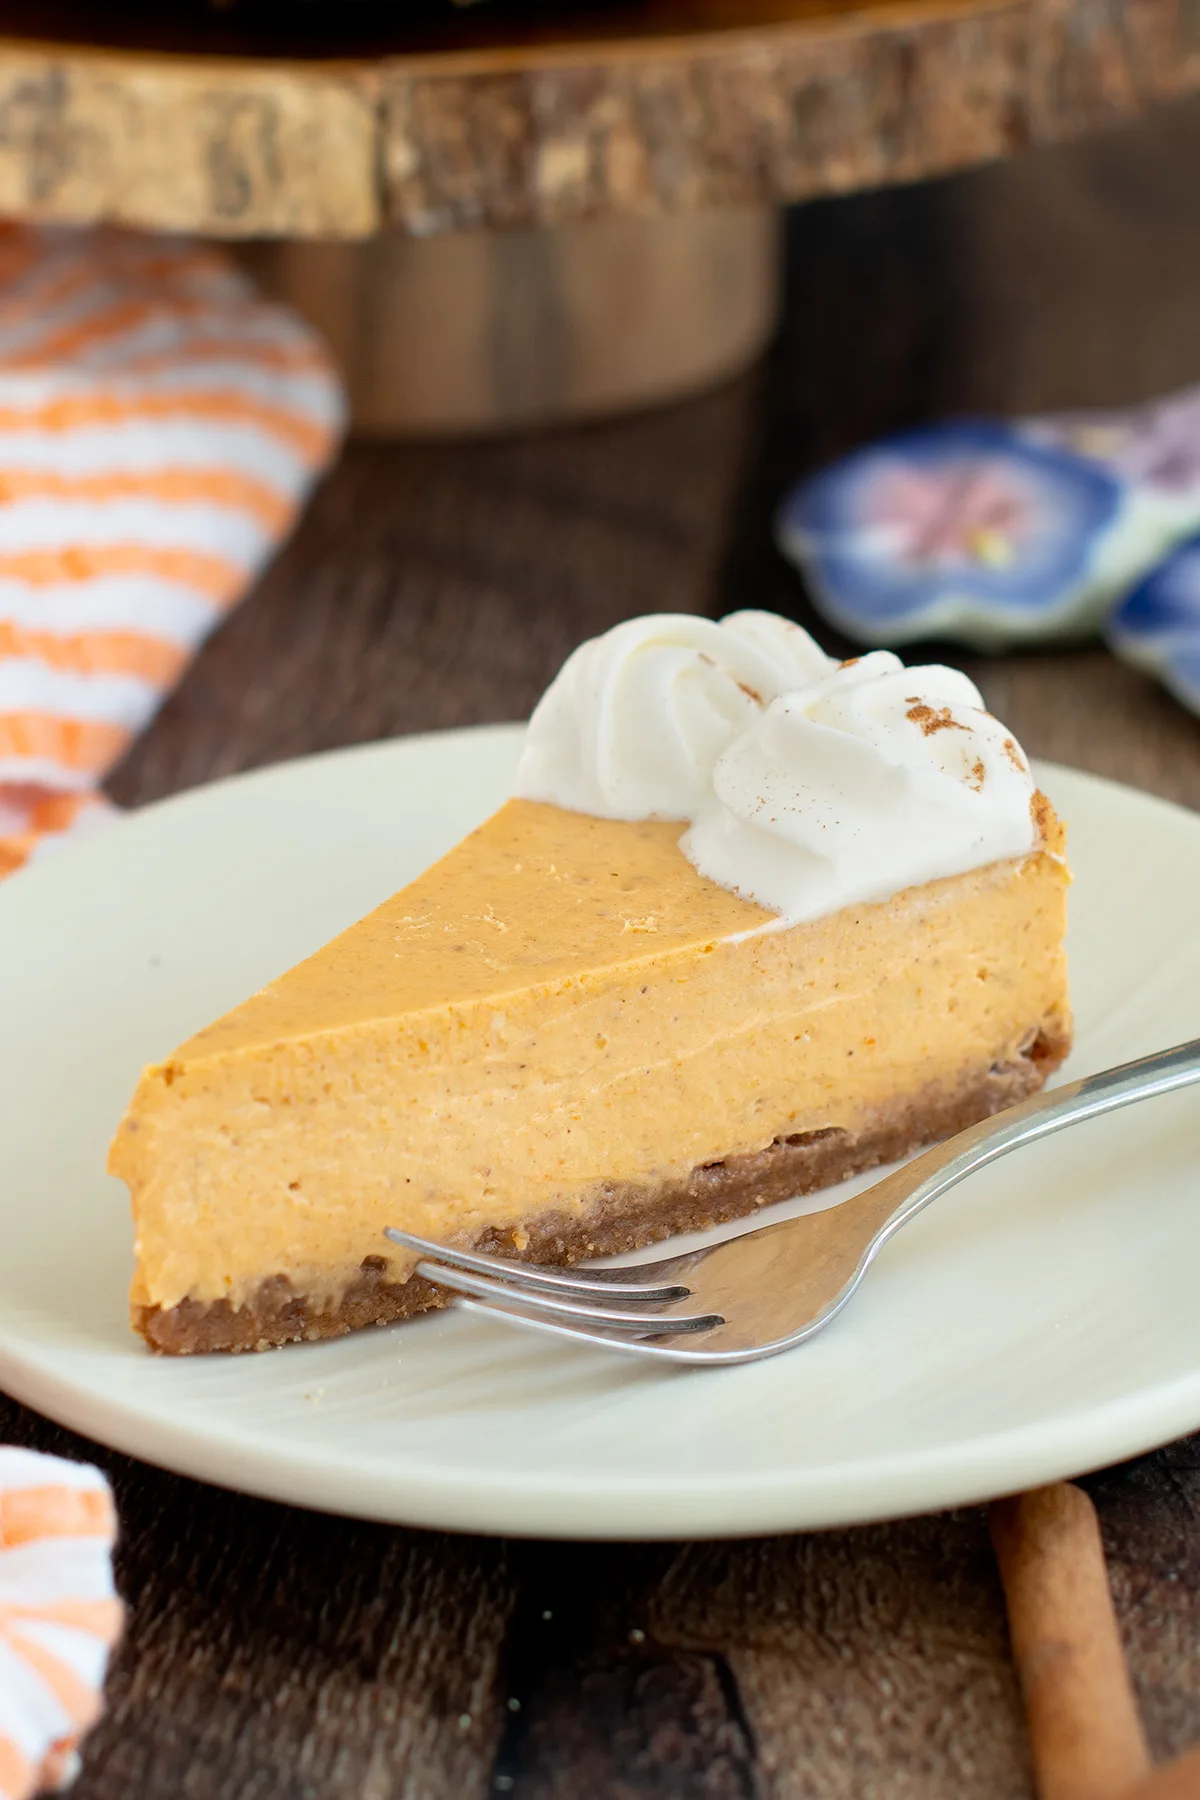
top-left (237, 205), bottom-right (779, 437)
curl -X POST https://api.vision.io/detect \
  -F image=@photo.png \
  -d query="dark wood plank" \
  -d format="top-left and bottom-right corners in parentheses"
top-left (652, 1523), bottom-right (1033, 1800)
top-left (1083, 1448), bottom-right (1200, 1767)
top-left (0, 1397), bottom-right (515, 1800)
top-left (491, 1544), bottom-right (758, 1799)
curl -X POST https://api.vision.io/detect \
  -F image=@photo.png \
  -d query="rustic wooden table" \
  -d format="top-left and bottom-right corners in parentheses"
top-left (8, 99), bottom-right (1200, 1800)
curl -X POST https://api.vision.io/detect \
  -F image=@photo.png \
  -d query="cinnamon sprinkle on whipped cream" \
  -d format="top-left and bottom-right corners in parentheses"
top-left (515, 611), bottom-right (1040, 924)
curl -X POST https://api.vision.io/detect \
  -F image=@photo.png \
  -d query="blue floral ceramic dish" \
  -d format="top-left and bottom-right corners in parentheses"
top-left (1107, 531), bottom-right (1200, 716)
top-left (1031, 383), bottom-right (1200, 502)
top-left (777, 421), bottom-right (1123, 651)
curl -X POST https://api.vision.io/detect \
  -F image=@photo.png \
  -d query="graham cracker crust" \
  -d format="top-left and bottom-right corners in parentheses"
top-left (136, 1020), bottom-right (1070, 1354)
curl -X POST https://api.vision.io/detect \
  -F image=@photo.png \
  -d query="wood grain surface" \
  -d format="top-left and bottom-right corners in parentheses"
top-left (9, 100), bottom-right (1200, 1799)
top-left (3, 0), bottom-right (1200, 236)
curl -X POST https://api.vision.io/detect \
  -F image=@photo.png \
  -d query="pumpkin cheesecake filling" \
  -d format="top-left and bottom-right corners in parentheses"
top-left (110, 613), bottom-right (1072, 1353)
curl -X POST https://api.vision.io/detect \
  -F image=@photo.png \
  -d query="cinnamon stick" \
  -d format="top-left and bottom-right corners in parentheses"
top-left (1122, 1747), bottom-right (1200, 1800)
top-left (990, 1483), bottom-right (1151, 1800)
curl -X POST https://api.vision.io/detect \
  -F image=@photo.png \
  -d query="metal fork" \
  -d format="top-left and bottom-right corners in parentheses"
top-left (385, 1036), bottom-right (1200, 1367)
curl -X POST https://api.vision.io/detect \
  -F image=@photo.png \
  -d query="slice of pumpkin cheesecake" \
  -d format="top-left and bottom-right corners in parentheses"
top-left (110, 613), bottom-right (1071, 1353)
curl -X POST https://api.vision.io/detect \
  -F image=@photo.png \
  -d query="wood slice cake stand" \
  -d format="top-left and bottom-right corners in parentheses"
top-left (3, 0), bottom-right (1198, 433)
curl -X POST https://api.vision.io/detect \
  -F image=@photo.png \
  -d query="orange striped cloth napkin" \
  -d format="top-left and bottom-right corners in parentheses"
top-left (0, 225), bottom-right (345, 878)
top-left (0, 1450), bottom-right (123, 1799)
top-left (0, 228), bottom-right (341, 1782)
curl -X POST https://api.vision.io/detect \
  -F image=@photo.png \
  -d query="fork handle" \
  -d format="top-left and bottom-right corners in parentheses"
top-left (879, 1034), bottom-right (1200, 1251)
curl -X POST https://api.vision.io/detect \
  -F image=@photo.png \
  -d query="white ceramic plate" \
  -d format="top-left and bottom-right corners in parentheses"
top-left (2, 726), bottom-right (1199, 1539)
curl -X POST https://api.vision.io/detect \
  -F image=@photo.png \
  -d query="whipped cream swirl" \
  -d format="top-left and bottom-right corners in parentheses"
top-left (515, 611), bottom-right (1039, 923)
top-left (515, 612), bottom-right (831, 821)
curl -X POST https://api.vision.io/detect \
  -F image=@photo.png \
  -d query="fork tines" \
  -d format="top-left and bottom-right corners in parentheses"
top-left (383, 1226), bottom-right (718, 1337)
